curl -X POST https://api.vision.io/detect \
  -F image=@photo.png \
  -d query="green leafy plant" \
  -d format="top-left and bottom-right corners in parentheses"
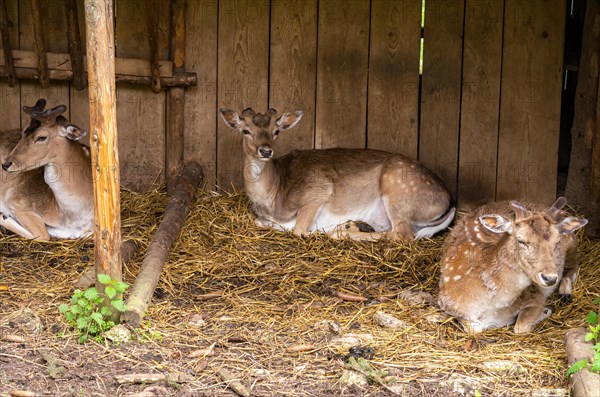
top-left (59, 274), bottom-right (129, 343)
top-left (567, 297), bottom-right (600, 376)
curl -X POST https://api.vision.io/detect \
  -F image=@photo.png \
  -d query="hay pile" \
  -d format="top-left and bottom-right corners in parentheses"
top-left (1, 187), bottom-right (599, 396)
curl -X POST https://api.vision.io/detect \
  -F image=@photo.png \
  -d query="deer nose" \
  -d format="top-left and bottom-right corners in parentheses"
top-left (258, 147), bottom-right (273, 158)
top-left (539, 273), bottom-right (558, 287)
top-left (2, 161), bottom-right (12, 171)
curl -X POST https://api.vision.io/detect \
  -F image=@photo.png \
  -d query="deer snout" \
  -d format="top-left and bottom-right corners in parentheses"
top-left (2, 161), bottom-right (13, 172)
top-left (539, 272), bottom-right (558, 287)
top-left (258, 146), bottom-right (273, 159)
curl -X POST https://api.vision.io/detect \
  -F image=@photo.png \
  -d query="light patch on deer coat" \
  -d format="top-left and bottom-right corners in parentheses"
top-left (219, 107), bottom-right (455, 240)
top-left (1, 99), bottom-right (93, 240)
top-left (438, 198), bottom-right (587, 334)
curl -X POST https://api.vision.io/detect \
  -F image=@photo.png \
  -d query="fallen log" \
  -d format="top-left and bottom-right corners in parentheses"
top-left (122, 163), bottom-right (203, 327)
top-left (564, 327), bottom-right (600, 397)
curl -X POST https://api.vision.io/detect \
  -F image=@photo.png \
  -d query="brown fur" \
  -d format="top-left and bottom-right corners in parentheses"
top-left (438, 199), bottom-right (587, 334)
top-left (1, 100), bottom-right (93, 240)
top-left (219, 108), bottom-right (455, 240)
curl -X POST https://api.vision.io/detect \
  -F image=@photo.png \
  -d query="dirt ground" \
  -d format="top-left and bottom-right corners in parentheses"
top-left (1, 190), bottom-right (598, 397)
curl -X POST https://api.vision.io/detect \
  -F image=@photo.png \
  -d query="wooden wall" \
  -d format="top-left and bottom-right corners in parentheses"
top-left (0, 0), bottom-right (566, 206)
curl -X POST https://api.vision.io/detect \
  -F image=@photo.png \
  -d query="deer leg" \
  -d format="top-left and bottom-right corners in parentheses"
top-left (559, 245), bottom-right (579, 298)
top-left (514, 291), bottom-right (550, 334)
top-left (1, 213), bottom-right (37, 239)
top-left (292, 204), bottom-right (323, 237)
top-left (9, 210), bottom-right (51, 240)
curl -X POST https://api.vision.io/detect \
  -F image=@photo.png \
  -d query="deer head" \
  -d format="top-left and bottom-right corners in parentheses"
top-left (478, 198), bottom-right (587, 288)
top-left (2, 100), bottom-right (87, 173)
top-left (219, 108), bottom-right (304, 161)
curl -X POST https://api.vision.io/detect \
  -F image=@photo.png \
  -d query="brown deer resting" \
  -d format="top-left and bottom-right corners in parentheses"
top-left (219, 108), bottom-right (455, 240)
top-left (438, 198), bottom-right (587, 334)
top-left (1, 99), bottom-right (93, 240)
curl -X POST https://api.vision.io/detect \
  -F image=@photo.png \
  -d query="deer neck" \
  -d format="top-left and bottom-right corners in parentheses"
top-left (493, 240), bottom-right (532, 296)
top-left (243, 155), bottom-right (280, 212)
top-left (44, 142), bottom-right (93, 215)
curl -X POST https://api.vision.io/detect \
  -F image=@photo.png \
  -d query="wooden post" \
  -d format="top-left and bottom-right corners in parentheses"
top-left (30, 0), bottom-right (49, 88)
top-left (145, 0), bottom-right (162, 93)
top-left (84, 0), bottom-right (122, 289)
top-left (0, 0), bottom-right (15, 87)
top-left (166, 0), bottom-right (185, 193)
top-left (65, 0), bottom-right (86, 90)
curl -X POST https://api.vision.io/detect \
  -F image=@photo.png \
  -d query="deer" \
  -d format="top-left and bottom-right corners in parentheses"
top-left (437, 198), bottom-right (587, 334)
top-left (1, 99), bottom-right (94, 240)
top-left (218, 107), bottom-right (455, 240)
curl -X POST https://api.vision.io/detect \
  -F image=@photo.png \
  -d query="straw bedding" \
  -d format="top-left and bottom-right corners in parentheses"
top-left (1, 187), bottom-right (598, 396)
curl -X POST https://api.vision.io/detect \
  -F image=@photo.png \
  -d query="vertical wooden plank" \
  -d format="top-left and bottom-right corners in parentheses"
top-left (116, 0), bottom-right (166, 192)
top-left (166, 0), bottom-right (185, 193)
top-left (457, 0), bottom-right (503, 206)
top-left (496, 0), bottom-right (565, 203)
top-left (419, 0), bottom-right (464, 198)
top-left (269, 0), bottom-right (317, 156)
top-left (0, 0), bottom-right (19, 130)
top-left (19, 0), bottom-right (70, 124)
top-left (84, 0), bottom-right (122, 289)
top-left (367, 0), bottom-right (421, 158)
top-left (315, 0), bottom-right (369, 149)
top-left (184, 0), bottom-right (218, 188)
top-left (217, 0), bottom-right (269, 189)
top-left (69, 0), bottom-right (90, 145)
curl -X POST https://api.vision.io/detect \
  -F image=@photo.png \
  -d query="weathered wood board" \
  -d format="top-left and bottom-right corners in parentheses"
top-left (367, 0), bottom-right (421, 159)
top-left (496, 0), bottom-right (566, 203)
top-left (184, 0), bottom-right (218, 188)
top-left (419, 0), bottom-right (465, 198)
top-left (457, 0), bottom-right (503, 206)
top-left (315, 0), bottom-right (370, 149)
top-left (217, 0), bottom-right (269, 189)
top-left (0, 0), bottom-right (19, 131)
top-left (269, 0), bottom-right (317, 157)
top-left (115, 0), bottom-right (166, 192)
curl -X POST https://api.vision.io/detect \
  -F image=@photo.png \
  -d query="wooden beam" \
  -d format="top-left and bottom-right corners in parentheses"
top-left (122, 162), bottom-right (203, 328)
top-left (145, 0), bottom-right (161, 93)
top-left (0, 49), bottom-right (197, 88)
top-left (64, 0), bottom-right (86, 90)
top-left (0, 0), bottom-right (15, 86)
top-left (166, 0), bottom-right (186, 193)
top-left (30, 0), bottom-right (49, 88)
top-left (84, 0), bottom-right (122, 297)
top-left (0, 50), bottom-right (174, 76)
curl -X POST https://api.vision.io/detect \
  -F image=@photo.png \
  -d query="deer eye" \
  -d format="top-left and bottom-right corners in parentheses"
top-left (273, 129), bottom-right (280, 136)
top-left (35, 136), bottom-right (47, 143)
top-left (242, 129), bottom-right (251, 135)
top-left (517, 240), bottom-right (529, 248)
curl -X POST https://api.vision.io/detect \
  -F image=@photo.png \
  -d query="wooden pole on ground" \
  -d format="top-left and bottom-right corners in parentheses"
top-left (122, 162), bottom-right (203, 328)
top-left (166, 0), bottom-right (186, 194)
top-left (84, 0), bottom-right (122, 290)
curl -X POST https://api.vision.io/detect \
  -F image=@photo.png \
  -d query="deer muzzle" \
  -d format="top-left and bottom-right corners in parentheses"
top-left (258, 146), bottom-right (273, 159)
top-left (538, 272), bottom-right (558, 287)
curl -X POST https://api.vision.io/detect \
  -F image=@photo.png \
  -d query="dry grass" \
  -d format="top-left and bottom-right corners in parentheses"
top-left (1, 187), bottom-right (599, 396)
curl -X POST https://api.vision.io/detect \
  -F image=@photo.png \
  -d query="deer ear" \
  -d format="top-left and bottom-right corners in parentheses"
top-left (62, 124), bottom-right (87, 141)
top-left (276, 111), bottom-right (304, 131)
top-left (219, 108), bottom-right (244, 130)
top-left (557, 216), bottom-right (588, 235)
top-left (479, 215), bottom-right (512, 234)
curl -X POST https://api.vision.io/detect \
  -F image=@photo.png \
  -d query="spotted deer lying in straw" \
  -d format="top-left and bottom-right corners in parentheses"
top-left (219, 108), bottom-right (455, 240)
top-left (1, 99), bottom-right (93, 240)
top-left (438, 198), bottom-right (587, 334)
